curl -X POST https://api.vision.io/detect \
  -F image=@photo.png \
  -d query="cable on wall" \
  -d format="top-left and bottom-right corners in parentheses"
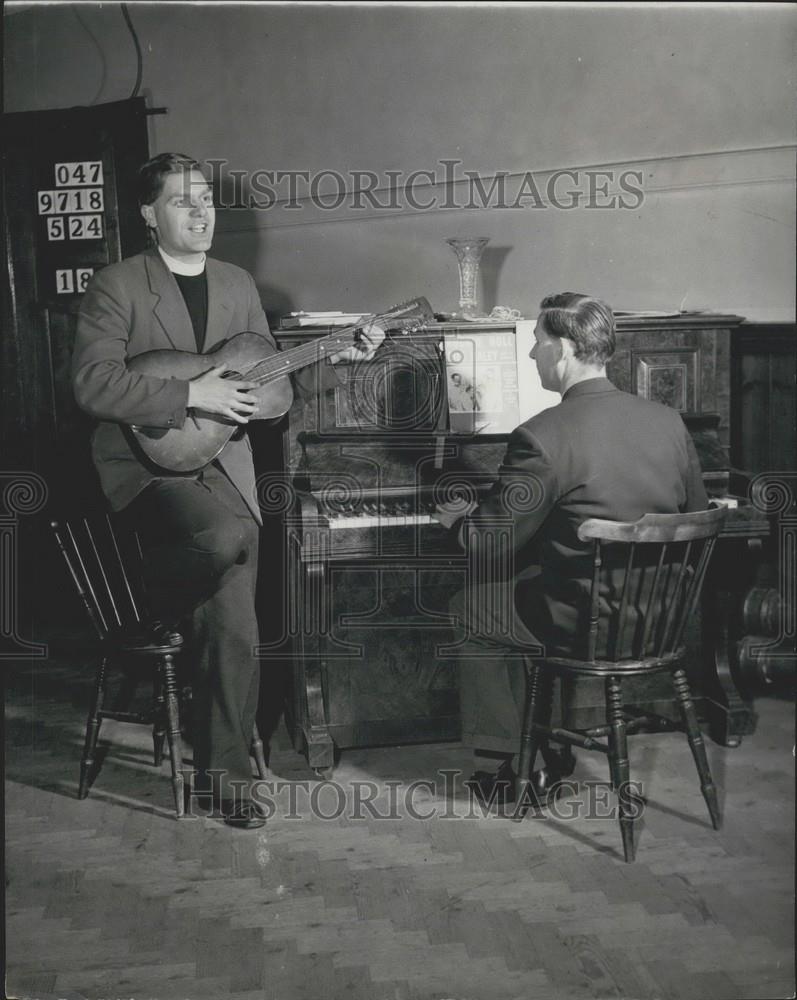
top-left (120, 3), bottom-right (143, 100)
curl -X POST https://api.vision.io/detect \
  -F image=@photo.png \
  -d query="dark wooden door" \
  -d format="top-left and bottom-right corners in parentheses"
top-left (2, 97), bottom-right (150, 509)
top-left (2, 99), bottom-right (150, 645)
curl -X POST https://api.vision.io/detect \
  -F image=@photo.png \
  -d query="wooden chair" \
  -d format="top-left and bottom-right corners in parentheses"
top-left (51, 515), bottom-right (268, 817)
top-left (515, 507), bottom-right (727, 862)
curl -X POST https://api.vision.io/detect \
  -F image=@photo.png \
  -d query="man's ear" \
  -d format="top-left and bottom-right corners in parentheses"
top-left (557, 336), bottom-right (573, 362)
top-left (140, 204), bottom-right (155, 229)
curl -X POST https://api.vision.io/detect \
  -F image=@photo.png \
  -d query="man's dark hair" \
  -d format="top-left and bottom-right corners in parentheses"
top-left (138, 152), bottom-right (203, 207)
top-left (538, 292), bottom-right (616, 364)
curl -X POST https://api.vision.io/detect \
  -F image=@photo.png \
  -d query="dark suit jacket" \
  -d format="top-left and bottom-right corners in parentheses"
top-left (72, 248), bottom-right (282, 523)
top-left (463, 377), bottom-right (708, 655)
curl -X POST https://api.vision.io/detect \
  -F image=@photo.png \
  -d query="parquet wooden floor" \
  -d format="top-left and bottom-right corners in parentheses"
top-left (4, 646), bottom-right (795, 1000)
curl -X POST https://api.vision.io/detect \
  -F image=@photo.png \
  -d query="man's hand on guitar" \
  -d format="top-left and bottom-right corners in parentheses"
top-left (187, 365), bottom-right (260, 423)
top-left (329, 322), bottom-right (386, 364)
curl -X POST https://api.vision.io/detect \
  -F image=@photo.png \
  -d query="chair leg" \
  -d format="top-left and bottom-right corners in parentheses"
top-left (606, 675), bottom-right (636, 862)
top-left (514, 662), bottom-right (554, 821)
top-left (152, 664), bottom-right (166, 767)
top-left (671, 667), bottom-right (722, 830)
top-left (161, 652), bottom-right (185, 818)
top-left (251, 723), bottom-right (268, 780)
top-left (80, 656), bottom-right (109, 799)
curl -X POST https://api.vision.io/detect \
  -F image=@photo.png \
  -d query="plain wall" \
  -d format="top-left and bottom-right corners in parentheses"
top-left (4, 3), bottom-right (796, 322)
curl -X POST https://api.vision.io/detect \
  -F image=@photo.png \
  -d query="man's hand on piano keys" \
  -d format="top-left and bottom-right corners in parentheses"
top-left (329, 322), bottom-right (386, 364)
top-left (433, 500), bottom-right (476, 530)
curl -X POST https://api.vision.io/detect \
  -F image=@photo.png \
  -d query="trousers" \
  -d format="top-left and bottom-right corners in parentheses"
top-left (127, 462), bottom-right (260, 800)
top-left (452, 578), bottom-right (564, 759)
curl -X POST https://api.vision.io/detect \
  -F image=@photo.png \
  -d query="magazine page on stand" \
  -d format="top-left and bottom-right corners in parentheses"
top-left (442, 329), bottom-right (521, 434)
top-left (442, 322), bottom-right (559, 434)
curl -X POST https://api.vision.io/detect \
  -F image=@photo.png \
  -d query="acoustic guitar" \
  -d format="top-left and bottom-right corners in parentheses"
top-left (125, 297), bottom-right (433, 473)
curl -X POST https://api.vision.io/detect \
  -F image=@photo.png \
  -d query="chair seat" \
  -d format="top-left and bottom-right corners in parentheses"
top-left (114, 636), bottom-right (184, 656)
top-left (543, 648), bottom-right (685, 677)
top-left (108, 624), bottom-right (184, 655)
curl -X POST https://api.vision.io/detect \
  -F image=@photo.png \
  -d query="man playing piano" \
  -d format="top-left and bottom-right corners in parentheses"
top-left (435, 292), bottom-right (707, 805)
top-left (72, 152), bottom-right (383, 828)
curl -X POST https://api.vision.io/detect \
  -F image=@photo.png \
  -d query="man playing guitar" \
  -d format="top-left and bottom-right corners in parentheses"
top-left (72, 152), bottom-right (384, 828)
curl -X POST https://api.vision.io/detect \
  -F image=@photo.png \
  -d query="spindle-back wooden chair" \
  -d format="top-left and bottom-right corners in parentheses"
top-left (515, 506), bottom-right (727, 862)
top-left (51, 515), bottom-right (267, 817)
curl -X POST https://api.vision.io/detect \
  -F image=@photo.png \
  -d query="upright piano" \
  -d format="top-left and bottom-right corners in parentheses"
top-left (271, 314), bottom-right (770, 774)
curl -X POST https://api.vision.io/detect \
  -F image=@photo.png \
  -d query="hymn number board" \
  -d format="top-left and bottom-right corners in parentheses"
top-left (5, 97), bottom-right (148, 494)
top-left (36, 158), bottom-right (113, 300)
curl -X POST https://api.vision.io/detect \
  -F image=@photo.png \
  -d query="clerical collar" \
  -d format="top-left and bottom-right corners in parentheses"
top-left (157, 245), bottom-right (206, 276)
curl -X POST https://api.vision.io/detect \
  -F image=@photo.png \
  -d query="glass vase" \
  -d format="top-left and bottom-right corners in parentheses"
top-left (445, 237), bottom-right (489, 320)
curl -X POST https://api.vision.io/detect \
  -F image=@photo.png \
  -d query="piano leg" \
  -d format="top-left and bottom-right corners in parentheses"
top-left (701, 588), bottom-right (757, 747)
top-left (293, 560), bottom-right (336, 775)
top-left (700, 538), bottom-right (760, 747)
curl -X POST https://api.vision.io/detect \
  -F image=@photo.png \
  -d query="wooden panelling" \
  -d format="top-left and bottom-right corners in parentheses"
top-left (610, 315), bottom-right (742, 450)
top-left (731, 324), bottom-right (797, 475)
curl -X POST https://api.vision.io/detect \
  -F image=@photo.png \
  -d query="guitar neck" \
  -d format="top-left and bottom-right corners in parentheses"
top-left (245, 297), bottom-right (432, 385)
top-left (246, 324), bottom-right (364, 386)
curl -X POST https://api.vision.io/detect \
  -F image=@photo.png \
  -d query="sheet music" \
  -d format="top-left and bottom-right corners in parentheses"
top-left (442, 330), bottom-right (521, 434)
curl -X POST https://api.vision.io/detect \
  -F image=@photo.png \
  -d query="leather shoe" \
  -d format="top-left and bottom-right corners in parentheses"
top-left (538, 747), bottom-right (577, 785)
top-left (467, 760), bottom-right (574, 811)
top-left (532, 766), bottom-right (574, 797)
top-left (466, 760), bottom-right (518, 806)
top-left (220, 799), bottom-right (266, 829)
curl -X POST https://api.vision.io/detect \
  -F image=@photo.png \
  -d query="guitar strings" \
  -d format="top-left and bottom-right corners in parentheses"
top-left (240, 310), bottom-right (425, 385)
top-left (241, 322), bottom-right (365, 384)
top-left (226, 300), bottom-right (430, 385)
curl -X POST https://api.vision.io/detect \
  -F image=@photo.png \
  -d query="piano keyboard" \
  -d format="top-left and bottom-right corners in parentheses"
top-left (314, 491), bottom-right (478, 531)
top-left (294, 494), bottom-right (459, 560)
top-left (296, 486), bottom-right (492, 560)
top-left (329, 515), bottom-right (435, 528)
top-left (319, 497), bottom-right (439, 529)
